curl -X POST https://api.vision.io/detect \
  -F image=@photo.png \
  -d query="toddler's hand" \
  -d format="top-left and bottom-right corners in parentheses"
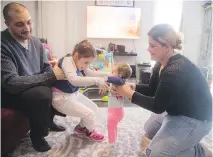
top-left (116, 96), bottom-right (123, 100)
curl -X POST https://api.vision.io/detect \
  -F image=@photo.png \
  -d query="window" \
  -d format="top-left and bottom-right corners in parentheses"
top-left (154, 0), bottom-right (183, 31)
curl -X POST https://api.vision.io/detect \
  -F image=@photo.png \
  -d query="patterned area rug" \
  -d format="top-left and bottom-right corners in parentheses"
top-left (8, 108), bottom-right (212, 157)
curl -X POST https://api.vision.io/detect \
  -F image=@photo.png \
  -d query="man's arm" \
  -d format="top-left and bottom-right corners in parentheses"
top-left (40, 43), bottom-right (57, 86)
top-left (1, 49), bottom-right (56, 94)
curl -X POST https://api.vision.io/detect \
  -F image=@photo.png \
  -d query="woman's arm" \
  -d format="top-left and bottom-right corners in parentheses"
top-left (132, 72), bottom-right (176, 113)
top-left (115, 71), bottom-right (176, 114)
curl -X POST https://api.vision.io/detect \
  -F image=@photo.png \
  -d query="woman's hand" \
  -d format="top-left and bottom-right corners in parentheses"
top-left (129, 82), bottom-right (136, 91)
top-left (111, 83), bottom-right (135, 99)
top-left (110, 85), bottom-right (118, 96)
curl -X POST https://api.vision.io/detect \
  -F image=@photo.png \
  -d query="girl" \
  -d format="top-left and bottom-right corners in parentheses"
top-left (52, 40), bottom-right (109, 141)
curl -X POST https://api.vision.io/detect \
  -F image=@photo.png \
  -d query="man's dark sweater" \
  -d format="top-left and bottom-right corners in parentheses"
top-left (1, 29), bottom-right (56, 94)
top-left (132, 54), bottom-right (212, 122)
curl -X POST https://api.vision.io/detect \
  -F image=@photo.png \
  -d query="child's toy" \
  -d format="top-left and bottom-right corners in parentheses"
top-left (101, 96), bottom-right (109, 102)
top-left (89, 63), bottom-right (104, 71)
top-left (98, 53), bottom-right (105, 60)
top-left (42, 43), bottom-right (52, 61)
top-left (79, 88), bottom-right (84, 94)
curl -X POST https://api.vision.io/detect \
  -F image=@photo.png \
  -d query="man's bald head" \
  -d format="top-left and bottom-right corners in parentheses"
top-left (3, 2), bottom-right (28, 23)
top-left (3, 2), bottom-right (32, 42)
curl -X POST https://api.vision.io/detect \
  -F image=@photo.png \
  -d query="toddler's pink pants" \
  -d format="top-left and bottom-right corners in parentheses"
top-left (107, 107), bottom-right (124, 144)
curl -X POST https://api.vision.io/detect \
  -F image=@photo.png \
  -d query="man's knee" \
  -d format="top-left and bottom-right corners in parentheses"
top-left (23, 86), bottom-right (52, 108)
top-left (25, 86), bottom-right (52, 102)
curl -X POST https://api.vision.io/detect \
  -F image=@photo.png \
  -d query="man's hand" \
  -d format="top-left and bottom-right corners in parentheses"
top-left (52, 63), bottom-right (66, 80)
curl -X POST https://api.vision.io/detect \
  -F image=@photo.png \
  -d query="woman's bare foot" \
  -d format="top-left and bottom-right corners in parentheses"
top-left (140, 135), bottom-right (151, 153)
top-left (201, 143), bottom-right (212, 157)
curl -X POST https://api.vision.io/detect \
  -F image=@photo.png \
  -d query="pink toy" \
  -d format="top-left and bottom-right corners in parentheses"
top-left (42, 43), bottom-right (52, 61)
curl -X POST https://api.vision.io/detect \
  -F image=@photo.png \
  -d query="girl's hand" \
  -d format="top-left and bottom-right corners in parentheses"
top-left (96, 78), bottom-right (109, 95)
top-left (99, 83), bottom-right (108, 95)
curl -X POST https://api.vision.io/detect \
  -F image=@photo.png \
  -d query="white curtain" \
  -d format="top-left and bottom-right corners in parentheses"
top-left (198, 3), bottom-right (212, 80)
top-left (37, 1), bottom-right (81, 57)
top-left (37, 1), bottom-right (67, 57)
top-left (37, 1), bottom-right (97, 58)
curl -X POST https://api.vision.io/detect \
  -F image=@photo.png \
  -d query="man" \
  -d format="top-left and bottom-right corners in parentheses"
top-left (1, 2), bottom-right (65, 152)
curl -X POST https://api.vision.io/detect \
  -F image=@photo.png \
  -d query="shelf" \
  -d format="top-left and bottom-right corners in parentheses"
top-left (137, 63), bottom-right (151, 67)
top-left (114, 52), bottom-right (137, 56)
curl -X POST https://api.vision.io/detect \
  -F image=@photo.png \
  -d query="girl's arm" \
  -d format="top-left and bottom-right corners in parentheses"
top-left (62, 57), bottom-right (106, 87)
top-left (83, 68), bottom-right (110, 77)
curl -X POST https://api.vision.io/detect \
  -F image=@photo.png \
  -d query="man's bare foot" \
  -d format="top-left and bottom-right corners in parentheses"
top-left (201, 143), bottom-right (212, 157)
top-left (140, 135), bottom-right (151, 153)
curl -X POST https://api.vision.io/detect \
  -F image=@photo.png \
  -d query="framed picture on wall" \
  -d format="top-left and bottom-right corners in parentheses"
top-left (95, 0), bottom-right (134, 7)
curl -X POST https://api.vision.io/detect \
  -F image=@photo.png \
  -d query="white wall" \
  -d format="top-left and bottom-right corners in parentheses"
top-left (38, 1), bottom-right (155, 64)
top-left (1, 1), bottom-right (204, 65)
top-left (181, 1), bottom-right (204, 65)
top-left (1, 1), bottom-right (38, 36)
top-left (38, 1), bottom-right (205, 65)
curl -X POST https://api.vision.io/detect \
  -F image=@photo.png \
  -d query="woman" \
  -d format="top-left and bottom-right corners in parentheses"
top-left (112, 24), bottom-right (212, 157)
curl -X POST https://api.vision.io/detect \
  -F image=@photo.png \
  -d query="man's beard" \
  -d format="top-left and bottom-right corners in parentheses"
top-left (13, 31), bottom-right (32, 41)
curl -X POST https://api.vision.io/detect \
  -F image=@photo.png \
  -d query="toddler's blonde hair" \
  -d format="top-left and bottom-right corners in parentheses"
top-left (117, 64), bottom-right (132, 79)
